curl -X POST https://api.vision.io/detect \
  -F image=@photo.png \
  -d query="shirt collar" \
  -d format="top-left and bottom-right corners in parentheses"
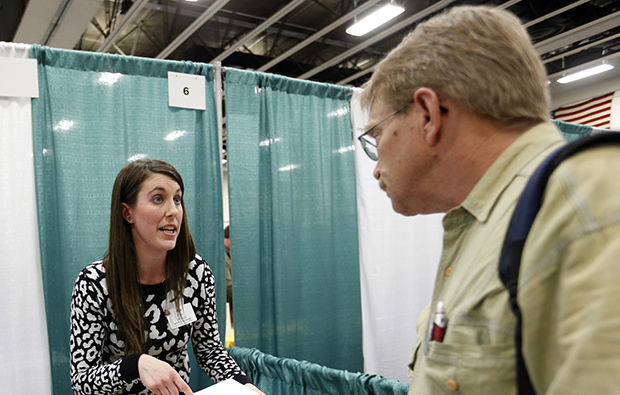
top-left (457, 122), bottom-right (566, 223)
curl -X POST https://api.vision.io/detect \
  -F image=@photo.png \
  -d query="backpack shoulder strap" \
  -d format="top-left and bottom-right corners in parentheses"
top-left (498, 132), bottom-right (620, 395)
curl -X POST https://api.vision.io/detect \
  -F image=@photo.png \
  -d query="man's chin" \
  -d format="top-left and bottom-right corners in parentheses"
top-left (391, 201), bottom-right (409, 216)
top-left (380, 181), bottom-right (417, 216)
top-left (390, 198), bottom-right (422, 217)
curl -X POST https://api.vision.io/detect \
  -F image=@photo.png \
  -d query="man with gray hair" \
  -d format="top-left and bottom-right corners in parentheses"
top-left (359, 5), bottom-right (620, 395)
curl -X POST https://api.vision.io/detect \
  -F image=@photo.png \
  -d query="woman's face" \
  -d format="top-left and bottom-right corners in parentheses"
top-left (123, 173), bottom-right (184, 261)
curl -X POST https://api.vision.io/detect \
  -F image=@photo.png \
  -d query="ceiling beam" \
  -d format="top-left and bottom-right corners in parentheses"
top-left (46, 0), bottom-right (102, 49)
top-left (97, 0), bottom-right (150, 53)
top-left (257, 0), bottom-right (382, 72)
top-left (523, 0), bottom-right (590, 28)
top-left (333, 0), bottom-right (610, 86)
top-left (336, 63), bottom-right (376, 86)
top-left (156, 0), bottom-right (232, 59)
top-left (547, 49), bottom-right (620, 80)
top-left (534, 10), bottom-right (620, 55)
top-left (210, 0), bottom-right (307, 63)
top-left (543, 31), bottom-right (620, 64)
top-left (297, 0), bottom-right (458, 80)
top-left (13, 0), bottom-right (65, 44)
top-left (496, 0), bottom-right (523, 10)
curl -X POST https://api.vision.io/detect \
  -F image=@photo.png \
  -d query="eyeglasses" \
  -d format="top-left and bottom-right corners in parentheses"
top-left (357, 103), bottom-right (447, 161)
top-left (357, 103), bottom-right (410, 161)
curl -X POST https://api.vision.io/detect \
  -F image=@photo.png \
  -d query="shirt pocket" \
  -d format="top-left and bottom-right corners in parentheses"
top-left (424, 342), bottom-right (517, 395)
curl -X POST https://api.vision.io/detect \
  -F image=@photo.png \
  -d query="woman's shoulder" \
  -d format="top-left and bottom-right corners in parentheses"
top-left (189, 253), bottom-right (209, 269)
top-left (76, 260), bottom-right (105, 281)
top-left (73, 260), bottom-right (107, 296)
top-left (188, 254), bottom-right (213, 279)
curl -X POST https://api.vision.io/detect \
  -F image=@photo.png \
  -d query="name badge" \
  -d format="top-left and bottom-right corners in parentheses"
top-left (166, 302), bottom-right (197, 329)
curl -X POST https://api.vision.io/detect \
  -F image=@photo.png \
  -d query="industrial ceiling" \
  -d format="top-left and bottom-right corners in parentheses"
top-left (6, 0), bottom-right (620, 87)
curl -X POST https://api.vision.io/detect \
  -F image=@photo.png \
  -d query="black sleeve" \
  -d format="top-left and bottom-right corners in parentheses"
top-left (70, 267), bottom-right (128, 395)
top-left (119, 353), bottom-right (143, 382)
top-left (189, 256), bottom-right (252, 384)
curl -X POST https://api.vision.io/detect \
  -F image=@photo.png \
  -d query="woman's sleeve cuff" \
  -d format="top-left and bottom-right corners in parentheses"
top-left (232, 373), bottom-right (252, 385)
top-left (120, 353), bottom-right (143, 382)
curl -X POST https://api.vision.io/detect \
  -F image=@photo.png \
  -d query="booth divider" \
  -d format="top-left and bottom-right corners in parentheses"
top-left (229, 347), bottom-right (409, 395)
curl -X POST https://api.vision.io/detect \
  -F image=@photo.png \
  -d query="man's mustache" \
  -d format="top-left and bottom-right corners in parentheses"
top-left (379, 178), bottom-right (387, 191)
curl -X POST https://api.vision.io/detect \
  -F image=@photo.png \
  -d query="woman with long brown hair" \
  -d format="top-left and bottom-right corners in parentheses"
top-left (69, 159), bottom-right (264, 395)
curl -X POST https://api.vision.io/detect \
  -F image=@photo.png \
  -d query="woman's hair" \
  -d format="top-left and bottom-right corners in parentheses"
top-left (103, 159), bottom-right (196, 353)
top-left (361, 5), bottom-right (550, 131)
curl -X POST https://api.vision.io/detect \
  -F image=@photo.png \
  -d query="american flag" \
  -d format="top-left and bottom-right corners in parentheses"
top-left (552, 92), bottom-right (614, 129)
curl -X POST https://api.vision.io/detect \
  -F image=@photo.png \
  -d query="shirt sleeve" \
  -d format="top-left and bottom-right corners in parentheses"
top-left (520, 147), bottom-right (620, 394)
top-left (189, 256), bottom-right (251, 384)
top-left (70, 268), bottom-right (139, 395)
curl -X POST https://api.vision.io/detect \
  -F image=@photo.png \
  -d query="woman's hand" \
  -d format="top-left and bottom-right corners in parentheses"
top-left (138, 354), bottom-right (194, 395)
top-left (245, 383), bottom-right (266, 394)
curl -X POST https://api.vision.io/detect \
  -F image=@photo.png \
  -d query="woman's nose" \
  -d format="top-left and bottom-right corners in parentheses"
top-left (165, 200), bottom-right (179, 216)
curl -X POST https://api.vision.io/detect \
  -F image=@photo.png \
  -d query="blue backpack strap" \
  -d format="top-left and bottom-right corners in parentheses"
top-left (498, 132), bottom-right (620, 395)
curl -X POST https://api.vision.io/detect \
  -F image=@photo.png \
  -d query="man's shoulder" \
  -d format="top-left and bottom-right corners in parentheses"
top-left (550, 141), bottom-right (620, 222)
top-left (521, 138), bottom-right (620, 279)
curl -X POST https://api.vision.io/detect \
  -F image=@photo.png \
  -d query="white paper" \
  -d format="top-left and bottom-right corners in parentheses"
top-left (0, 57), bottom-right (39, 98)
top-left (195, 379), bottom-right (256, 395)
top-left (168, 71), bottom-right (206, 110)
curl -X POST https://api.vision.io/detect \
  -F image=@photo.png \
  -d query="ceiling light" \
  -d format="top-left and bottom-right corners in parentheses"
top-left (346, 4), bottom-right (405, 37)
top-left (184, 0), bottom-right (198, 2)
top-left (557, 64), bottom-right (614, 84)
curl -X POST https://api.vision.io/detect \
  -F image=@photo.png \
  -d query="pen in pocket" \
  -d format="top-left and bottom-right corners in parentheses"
top-left (430, 301), bottom-right (447, 342)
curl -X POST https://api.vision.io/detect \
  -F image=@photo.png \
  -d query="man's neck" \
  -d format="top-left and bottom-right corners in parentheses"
top-left (438, 113), bottom-right (525, 210)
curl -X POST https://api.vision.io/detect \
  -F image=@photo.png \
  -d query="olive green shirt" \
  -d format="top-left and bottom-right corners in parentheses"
top-left (408, 122), bottom-right (620, 394)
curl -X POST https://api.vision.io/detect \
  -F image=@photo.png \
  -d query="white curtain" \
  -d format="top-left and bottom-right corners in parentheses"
top-left (351, 89), bottom-right (444, 383)
top-left (0, 42), bottom-right (52, 393)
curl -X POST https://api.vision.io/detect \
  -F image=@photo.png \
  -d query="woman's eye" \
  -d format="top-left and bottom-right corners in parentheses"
top-left (174, 196), bottom-right (182, 205)
top-left (153, 196), bottom-right (163, 203)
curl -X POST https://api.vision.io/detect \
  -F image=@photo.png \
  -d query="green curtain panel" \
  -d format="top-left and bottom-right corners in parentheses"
top-left (229, 347), bottom-right (409, 395)
top-left (225, 69), bottom-right (362, 372)
top-left (553, 119), bottom-right (593, 141)
top-left (30, 45), bottom-right (224, 394)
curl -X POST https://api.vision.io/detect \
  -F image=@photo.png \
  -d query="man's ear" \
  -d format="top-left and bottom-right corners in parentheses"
top-left (414, 88), bottom-right (443, 146)
top-left (122, 203), bottom-right (133, 223)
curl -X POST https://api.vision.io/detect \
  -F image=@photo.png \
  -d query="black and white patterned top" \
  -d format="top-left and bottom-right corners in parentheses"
top-left (70, 254), bottom-right (249, 395)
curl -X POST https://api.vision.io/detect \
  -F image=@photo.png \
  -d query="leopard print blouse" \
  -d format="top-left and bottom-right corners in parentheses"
top-left (70, 254), bottom-right (248, 394)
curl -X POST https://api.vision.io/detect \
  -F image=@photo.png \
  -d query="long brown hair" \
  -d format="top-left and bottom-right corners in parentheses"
top-left (103, 159), bottom-right (196, 353)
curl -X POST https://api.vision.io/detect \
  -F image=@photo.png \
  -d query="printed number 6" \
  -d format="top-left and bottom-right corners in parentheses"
top-left (183, 87), bottom-right (190, 95)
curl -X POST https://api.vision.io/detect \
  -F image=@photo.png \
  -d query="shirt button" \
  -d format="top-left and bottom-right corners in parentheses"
top-left (446, 379), bottom-right (458, 391)
top-left (445, 267), bottom-right (453, 276)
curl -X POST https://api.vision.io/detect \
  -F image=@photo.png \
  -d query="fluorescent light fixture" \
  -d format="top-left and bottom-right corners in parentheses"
top-left (184, 0), bottom-right (198, 2)
top-left (557, 64), bottom-right (614, 84)
top-left (346, 4), bottom-right (405, 36)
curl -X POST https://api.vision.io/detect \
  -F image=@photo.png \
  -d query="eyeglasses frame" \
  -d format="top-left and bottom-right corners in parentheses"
top-left (357, 103), bottom-right (411, 161)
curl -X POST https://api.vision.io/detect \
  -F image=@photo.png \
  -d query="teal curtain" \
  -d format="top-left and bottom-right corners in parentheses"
top-left (229, 347), bottom-right (409, 395)
top-left (30, 45), bottom-right (224, 394)
top-left (225, 69), bottom-right (362, 372)
top-left (554, 119), bottom-right (593, 141)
